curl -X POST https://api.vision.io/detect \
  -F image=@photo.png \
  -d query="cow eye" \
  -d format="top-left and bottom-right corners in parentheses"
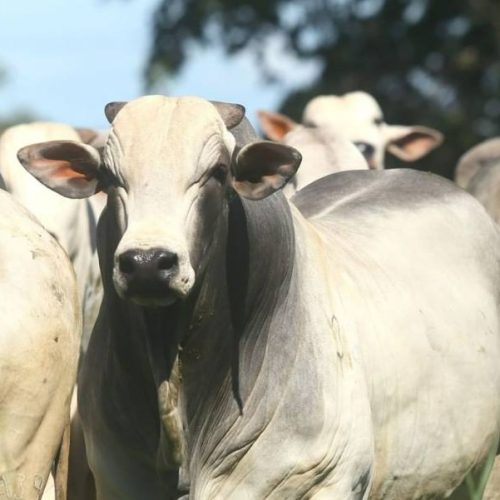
top-left (374, 117), bottom-right (384, 126)
top-left (211, 164), bottom-right (228, 184)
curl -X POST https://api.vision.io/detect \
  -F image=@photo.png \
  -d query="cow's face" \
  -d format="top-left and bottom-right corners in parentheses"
top-left (302, 91), bottom-right (443, 168)
top-left (17, 96), bottom-right (301, 307)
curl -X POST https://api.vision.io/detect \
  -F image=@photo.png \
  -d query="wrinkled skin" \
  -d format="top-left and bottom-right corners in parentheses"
top-left (18, 95), bottom-right (500, 500)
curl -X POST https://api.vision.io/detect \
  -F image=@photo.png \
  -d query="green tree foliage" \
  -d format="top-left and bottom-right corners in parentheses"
top-left (0, 65), bottom-right (37, 132)
top-left (146, 0), bottom-right (500, 178)
top-left (0, 110), bottom-right (38, 131)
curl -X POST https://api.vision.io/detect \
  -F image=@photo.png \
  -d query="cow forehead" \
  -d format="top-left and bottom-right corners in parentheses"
top-left (343, 92), bottom-right (382, 117)
top-left (104, 96), bottom-right (230, 178)
top-left (113, 96), bottom-right (226, 148)
top-left (304, 92), bottom-right (383, 128)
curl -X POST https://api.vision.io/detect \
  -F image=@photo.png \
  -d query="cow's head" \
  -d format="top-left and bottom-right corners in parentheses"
top-left (17, 96), bottom-right (301, 307)
top-left (300, 91), bottom-right (443, 169)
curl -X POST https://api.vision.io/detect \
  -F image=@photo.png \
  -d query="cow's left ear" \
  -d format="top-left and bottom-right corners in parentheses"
top-left (386, 125), bottom-right (443, 161)
top-left (17, 140), bottom-right (101, 199)
top-left (257, 110), bottom-right (298, 141)
top-left (232, 141), bottom-right (302, 200)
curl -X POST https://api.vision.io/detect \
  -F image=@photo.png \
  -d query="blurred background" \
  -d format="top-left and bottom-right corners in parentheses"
top-left (1, 0), bottom-right (499, 178)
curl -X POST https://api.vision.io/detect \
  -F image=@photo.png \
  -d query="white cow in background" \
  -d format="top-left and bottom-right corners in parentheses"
top-left (454, 138), bottom-right (500, 224)
top-left (17, 95), bottom-right (500, 499)
top-left (0, 122), bottom-right (105, 344)
top-left (275, 123), bottom-right (369, 194)
top-left (0, 188), bottom-right (80, 500)
top-left (259, 90), bottom-right (443, 169)
top-left (0, 122), bottom-right (105, 500)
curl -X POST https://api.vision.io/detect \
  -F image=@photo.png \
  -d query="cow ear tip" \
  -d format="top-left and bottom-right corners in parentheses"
top-left (17, 145), bottom-right (32, 164)
top-left (105, 101), bottom-right (127, 123)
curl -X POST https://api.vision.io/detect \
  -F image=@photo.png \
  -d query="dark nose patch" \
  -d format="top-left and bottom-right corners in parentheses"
top-left (118, 248), bottom-right (178, 297)
top-left (353, 141), bottom-right (376, 167)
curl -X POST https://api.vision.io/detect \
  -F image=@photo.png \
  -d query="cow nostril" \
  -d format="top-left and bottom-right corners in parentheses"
top-left (119, 253), bottom-right (136, 275)
top-left (157, 252), bottom-right (178, 271)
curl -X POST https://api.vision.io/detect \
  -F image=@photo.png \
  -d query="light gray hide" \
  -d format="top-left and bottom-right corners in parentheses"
top-left (302, 91), bottom-right (443, 169)
top-left (18, 96), bottom-right (500, 499)
top-left (454, 138), bottom-right (500, 224)
top-left (0, 189), bottom-right (80, 499)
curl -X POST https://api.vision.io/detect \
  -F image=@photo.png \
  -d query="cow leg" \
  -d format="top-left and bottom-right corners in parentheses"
top-left (85, 437), bottom-right (178, 500)
top-left (67, 407), bottom-right (96, 500)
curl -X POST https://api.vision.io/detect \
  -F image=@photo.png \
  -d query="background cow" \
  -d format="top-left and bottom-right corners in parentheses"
top-left (454, 138), bottom-right (500, 224)
top-left (259, 91), bottom-right (443, 170)
top-left (0, 122), bottom-right (105, 500)
top-left (0, 121), bottom-right (106, 346)
top-left (0, 189), bottom-right (80, 500)
top-left (257, 112), bottom-right (369, 194)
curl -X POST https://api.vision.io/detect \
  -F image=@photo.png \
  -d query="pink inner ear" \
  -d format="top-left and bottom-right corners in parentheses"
top-left (258, 111), bottom-right (296, 141)
top-left (396, 134), bottom-right (436, 156)
top-left (32, 158), bottom-right (91, 180)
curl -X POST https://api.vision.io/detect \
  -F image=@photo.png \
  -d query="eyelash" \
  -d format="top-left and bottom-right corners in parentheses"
top-left (211, 164), bottom-right (228, 184)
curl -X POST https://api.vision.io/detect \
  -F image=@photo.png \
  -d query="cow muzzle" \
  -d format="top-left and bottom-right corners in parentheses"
top-left (113, 247), bottom-right (195, 307)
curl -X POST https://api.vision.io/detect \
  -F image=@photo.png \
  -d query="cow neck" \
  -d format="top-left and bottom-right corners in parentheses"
top-left (177, 191), bottom-right (297, 482)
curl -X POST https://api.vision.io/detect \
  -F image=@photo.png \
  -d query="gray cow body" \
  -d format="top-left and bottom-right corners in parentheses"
top-left (19, 97), bottom-right (500, 499)
top-left (85, 170), bottom-right (500, 499)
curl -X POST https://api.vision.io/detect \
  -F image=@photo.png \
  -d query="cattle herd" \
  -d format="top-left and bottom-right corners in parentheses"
top-left (1, 92), bottom-right (500, 500)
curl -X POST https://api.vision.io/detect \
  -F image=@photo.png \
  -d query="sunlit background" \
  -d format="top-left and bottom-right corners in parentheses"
top-left (0, 0), bottom-right (316, 128)
top-left (1, 0), bottom-right (499, 178)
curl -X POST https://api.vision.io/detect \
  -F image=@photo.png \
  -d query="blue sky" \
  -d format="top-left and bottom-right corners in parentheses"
top-left (0, 0), bottom-right (318, 129)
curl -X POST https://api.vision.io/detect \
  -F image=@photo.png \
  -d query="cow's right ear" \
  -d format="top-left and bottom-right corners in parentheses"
top-left (17, 140), bottom-right (101, 199)
top-left (257, 110), bottom-right (298, 141)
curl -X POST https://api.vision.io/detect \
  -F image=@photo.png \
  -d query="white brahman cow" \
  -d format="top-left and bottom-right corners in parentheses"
top-left (273, 122), bottom-right (369, 195)
top-left (0, 121), bottom-right (106, 345)
top-left (455, 137), bottom-right (500, 224)
top-left (259, 90), bottom-right (443, 170)
top-left (0, 189), bottom-right (80, 500)
top-left (0, 122), bottom-right (105, 500)
top-left (18, 95), bottom-right (500, 499)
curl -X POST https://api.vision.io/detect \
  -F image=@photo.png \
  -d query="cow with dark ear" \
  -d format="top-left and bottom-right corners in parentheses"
top-left (17, 95), bottom-right (500, 500)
